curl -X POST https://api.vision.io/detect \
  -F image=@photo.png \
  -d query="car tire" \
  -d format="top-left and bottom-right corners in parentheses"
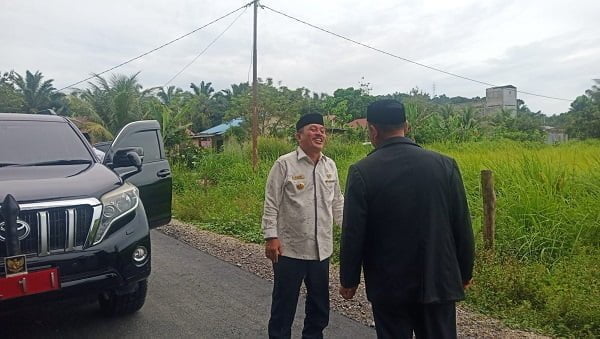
top-left (98, 279), bottom-right (148, 316)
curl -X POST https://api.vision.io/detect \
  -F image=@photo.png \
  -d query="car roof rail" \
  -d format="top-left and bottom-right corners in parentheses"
top-left (36, 109), bottom-right (57, 115)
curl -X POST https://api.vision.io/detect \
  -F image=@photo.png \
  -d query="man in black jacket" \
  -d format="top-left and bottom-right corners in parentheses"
top-left (339, 99), bottom-right (475, 339)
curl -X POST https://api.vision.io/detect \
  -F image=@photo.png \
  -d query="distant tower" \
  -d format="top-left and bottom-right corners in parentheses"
top-left (485, 85), bottom-right (517, 116)
top-left (432, 83), bottom-right (436, 97)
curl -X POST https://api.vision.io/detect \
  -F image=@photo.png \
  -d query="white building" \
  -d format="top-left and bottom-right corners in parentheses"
top-left (485, 85), bottom-right (517, 116)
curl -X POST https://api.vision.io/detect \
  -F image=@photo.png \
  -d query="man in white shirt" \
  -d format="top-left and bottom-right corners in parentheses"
top-left (262, 113), bottom-right (344, 339)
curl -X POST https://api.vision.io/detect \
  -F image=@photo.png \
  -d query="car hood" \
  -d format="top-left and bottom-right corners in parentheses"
top-left (0, 164), bottom-right (122, 204)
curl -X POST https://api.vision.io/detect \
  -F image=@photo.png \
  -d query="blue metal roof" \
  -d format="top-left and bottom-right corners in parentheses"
top-left (197, 118), bottom-right (243, 136)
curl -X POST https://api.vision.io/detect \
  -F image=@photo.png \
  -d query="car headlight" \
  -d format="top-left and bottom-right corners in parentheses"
top-left (92, 183), bottom-right (139, 244)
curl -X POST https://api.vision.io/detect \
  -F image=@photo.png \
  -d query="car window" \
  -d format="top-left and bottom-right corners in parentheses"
top-left (0, 121), bottom-right (93, 165)
top-left (116, 130), bottom-right (161, 163)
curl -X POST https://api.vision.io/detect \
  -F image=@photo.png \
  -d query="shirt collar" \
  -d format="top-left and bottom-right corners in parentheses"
top-left (368, 136), bottom-right (420, 155)
top-left (296, 146), bottom-right (327, 163)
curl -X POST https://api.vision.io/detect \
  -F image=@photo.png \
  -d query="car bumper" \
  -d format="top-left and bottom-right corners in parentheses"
top-left (0, 205), bottom-right (151, 307)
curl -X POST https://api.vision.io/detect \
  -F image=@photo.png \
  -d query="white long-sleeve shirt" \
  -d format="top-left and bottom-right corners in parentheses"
top-left (261, 147), bottom-right (344, 261)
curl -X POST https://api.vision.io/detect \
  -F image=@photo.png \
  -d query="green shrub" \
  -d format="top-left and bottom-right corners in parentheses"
top-left (468, 250), bottom-right (599, 337)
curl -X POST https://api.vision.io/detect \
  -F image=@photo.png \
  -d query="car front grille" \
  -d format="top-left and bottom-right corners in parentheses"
top-left (0, 199), bottom-right (102, 258)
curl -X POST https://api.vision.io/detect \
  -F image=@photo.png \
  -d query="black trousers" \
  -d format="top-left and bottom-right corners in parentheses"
top-left (371, 302), bottom-right (457, 339)
top-left (268, 256), bottom-right (330, 339)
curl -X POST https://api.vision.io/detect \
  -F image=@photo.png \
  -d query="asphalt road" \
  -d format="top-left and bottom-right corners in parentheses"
top-left (0, 230), bottom-right (375, 338)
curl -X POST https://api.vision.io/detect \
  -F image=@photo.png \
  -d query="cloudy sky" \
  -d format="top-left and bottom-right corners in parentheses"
top-left (2, 0), bottom-right (598, 115)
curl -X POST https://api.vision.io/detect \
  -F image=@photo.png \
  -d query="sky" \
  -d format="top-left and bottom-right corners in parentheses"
top-left (2, 0), bottom-right (598, 116)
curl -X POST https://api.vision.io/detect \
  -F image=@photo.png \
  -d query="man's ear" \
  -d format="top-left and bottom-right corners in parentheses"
top-left (368, 124), bottom-right (378, 139)
top-left (404, 121), bottom-right (411, 135)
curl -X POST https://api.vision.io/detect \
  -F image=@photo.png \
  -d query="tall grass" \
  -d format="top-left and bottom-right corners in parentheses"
top-left (172, 138), bottom-right (600, 337)
top-left (430, 140), bottom-right (600, 264)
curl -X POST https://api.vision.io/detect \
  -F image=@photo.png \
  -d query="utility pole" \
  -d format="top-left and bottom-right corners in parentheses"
top-left (251, 0), bottom-right (259, 171)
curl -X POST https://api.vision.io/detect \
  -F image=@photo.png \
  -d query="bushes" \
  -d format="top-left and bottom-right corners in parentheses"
top-left (470, 250), bottom-right (599, 337)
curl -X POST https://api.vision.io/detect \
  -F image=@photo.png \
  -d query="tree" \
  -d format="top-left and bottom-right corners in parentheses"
top-left (438, 104), bottom-right (455, 120)
top-left (403, 99), bottom-right (439, 143)
top-left (0, 71), bottom-right (24, 112)
top-left (226, 78), bottom-right (303, 137)
top-left (11, 70), bottom-right (66, 113)
top-left (585, 79), bottom-right (600, 103)
top-left (221, 82), bottom-right (250, 101)
top-left (446, 106), bottom-right (480, 142)
top-left (77, 72), bottom-right (155, 134)
top-left (548, 80), bottom-right (600, 139)
top-left (156, 86), bottom-right (183, 106)
top-left (567, 92), bottom-right (600, 139)
top-left (190, 81), bottom-right (215, 98)
top-left (69, 115), bottom-right (114, 142)
top-left (147, 103), bottom-right (190, 150)
top-left (323, 87), bottom-right (375, 122)
top-left (185, 81), bottom-right (228, 131)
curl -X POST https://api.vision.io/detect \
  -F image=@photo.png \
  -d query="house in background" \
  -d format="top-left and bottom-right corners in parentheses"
top-left (191, 118), bottom-right (243, 150)
top-left (319, 114), bottom-right (345, 134)
top-left (541, 125), bottom-right (568, 144)
top-left (347, 118), bottom-right (367, 129)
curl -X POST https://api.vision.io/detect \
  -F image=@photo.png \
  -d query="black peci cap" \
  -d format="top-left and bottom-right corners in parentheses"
top-left (367, 100), bottom-right (406, 125)
top-left (296, 113), bottom-right (324, 131)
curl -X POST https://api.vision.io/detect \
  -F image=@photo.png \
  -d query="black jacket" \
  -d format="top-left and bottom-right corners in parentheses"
top-left (340, 137), bottom-right (474, 304)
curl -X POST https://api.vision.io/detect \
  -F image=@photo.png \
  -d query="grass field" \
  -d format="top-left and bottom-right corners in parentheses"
top-left (172, 137), bottom-right (600, 337)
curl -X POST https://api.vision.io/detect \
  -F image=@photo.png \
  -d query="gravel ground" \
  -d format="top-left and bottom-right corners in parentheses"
top-left (158, 220), bottom-right (550, 338)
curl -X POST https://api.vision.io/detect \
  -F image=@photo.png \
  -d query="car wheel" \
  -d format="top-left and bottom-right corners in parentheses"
top-left (98, 279), bottom-right (148, 316)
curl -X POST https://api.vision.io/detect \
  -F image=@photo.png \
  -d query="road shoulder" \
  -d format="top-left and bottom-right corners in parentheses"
top-left (158, 219), bottom-right (550, 339)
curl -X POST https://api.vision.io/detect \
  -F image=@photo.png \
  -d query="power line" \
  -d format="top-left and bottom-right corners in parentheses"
top-left (58, 1), bottom-right (254, 92)
top-left (261, 4), bottom-right (572, 102)
top-left (164, 7), bottom-right (248, 86)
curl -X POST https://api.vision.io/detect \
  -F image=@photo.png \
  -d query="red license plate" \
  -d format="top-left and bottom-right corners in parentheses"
top-left (0, 268), bottom-right (60, 300)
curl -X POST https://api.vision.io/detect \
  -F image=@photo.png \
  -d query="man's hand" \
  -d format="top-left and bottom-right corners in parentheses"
top-left (339, 286), bottom-right (358, 300)
top-left (463, 278), bottom-right (473, 289)
top-left (265, 238), bottom-right (282, 263)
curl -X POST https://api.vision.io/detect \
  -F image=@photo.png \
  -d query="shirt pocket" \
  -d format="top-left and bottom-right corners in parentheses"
top-left (319, 172), bottom-right (337, 197)
top-left (285, 176), bottom-right (310, 196)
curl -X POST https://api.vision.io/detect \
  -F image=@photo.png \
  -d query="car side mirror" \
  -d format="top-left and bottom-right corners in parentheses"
top-left (112, 147), bottom-right (143, 168)
top-left (111, 147), bottom-right (143, 180)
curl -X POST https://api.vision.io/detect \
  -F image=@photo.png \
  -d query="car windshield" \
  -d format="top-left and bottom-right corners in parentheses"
top-left (0, 120), bottom-right (93, 166)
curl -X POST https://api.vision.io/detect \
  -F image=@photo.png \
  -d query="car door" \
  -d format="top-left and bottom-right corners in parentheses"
top-left (106, 120), bottom-right (172, 228)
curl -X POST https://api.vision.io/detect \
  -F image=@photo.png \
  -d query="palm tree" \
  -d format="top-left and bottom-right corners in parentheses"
top-left (148, 104), bottom-right (191, 149)
top-left (220, 82), bottom-right (250, 102)
top-left (460, 106), bottom-right (478, 130)
top-left (78, 72), bottom-right (152, 134)
top-left (12, 70), bottom-right (66, 113)
top-left (190, 81), bottom-right (215, 98)
top-left (231, 82), bottom-right (250, 96)
top-left (439, 104), bottom-right (455, 120)
top-left (157, 85), bottom-right (183, 106)
top-left (188, 81), bottom-right (229, 130)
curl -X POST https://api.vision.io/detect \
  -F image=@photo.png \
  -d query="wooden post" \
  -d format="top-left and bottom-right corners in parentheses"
top-left (481, 170), bottom-right (496, 250)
